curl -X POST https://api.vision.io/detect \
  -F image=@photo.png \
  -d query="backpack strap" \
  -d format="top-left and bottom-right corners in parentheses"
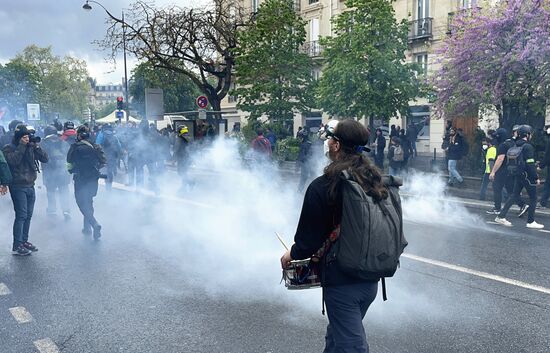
top-left (381, 277), bottom-right (388, 301)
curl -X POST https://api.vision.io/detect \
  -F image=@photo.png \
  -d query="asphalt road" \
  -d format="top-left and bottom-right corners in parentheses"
top-left (0, 176), bottom-right (549, 353)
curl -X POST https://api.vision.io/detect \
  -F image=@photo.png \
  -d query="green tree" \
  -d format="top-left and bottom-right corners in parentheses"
top-left (129, 61), bottom-right (200, 117)
top-left (0, 61), bottom-right (40, 120)
top-left (316, 0), bottom-right (420, 122)
top-left (13, 45), bottom-right (91, 121)
top-left (233, 0), bottom-right (313, 123)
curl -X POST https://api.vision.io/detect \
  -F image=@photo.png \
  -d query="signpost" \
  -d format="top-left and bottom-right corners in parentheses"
top-left (26, 104), bottom-right (40, 121)
top-left (145, 88), bottom-right (164, 121)
top-left (196, 96), bottom-right (208, 109)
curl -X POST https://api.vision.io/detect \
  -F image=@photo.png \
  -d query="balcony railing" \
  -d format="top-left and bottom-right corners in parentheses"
top-left (408, 18), bottom-right (433, 42)
top-left (302, 40), bottom-right (323, 57)
top-left (447, 7), bottom-right (481, 35)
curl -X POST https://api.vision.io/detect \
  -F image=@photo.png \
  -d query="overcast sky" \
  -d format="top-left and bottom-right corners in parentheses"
top-left (0, 0), bottom-right (208, 84)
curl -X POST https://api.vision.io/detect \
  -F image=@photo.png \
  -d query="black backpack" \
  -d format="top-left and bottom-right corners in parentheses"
top-left (326, 171), bottom-right (407, 300)
top-left (506, 142), bottom-right (525, 176)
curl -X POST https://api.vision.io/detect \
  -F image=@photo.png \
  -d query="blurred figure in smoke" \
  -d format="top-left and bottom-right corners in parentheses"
top-left (387, 136), bottom-right (404, 176)
top-left (0, 120), bottom-right (22, 148)
top-left (297, 128), bottom-right (313, 192)
top-left (126, 121), bottom-right (147, 188)
top-left (281, 119), bottom-right (382, 353)
top-left (250, 128), bottom-right (272, 162)
top-left (266, 127), bottom-right (277, 153)
top-left (371, 128), bottom-right (386, 170)
top-left (67, 125), bottom-right (106, 239)
top-left (398, 129), bottom-right (412, 171)
top-left (442, 127), bottom-right (465, 186)
top-left (97, 124), bottom-right (122, 191)
top-left (3, 124), bottom-right (48, 255)
top-left (41, 125), bottom-right (71, 219)
top-left (173, 124), bottom-right (192, 193)
top-left (0, 149), bottom-right (12, 195)
top-left (61, 121), bottom-right (77, 145)
top-left (143, 123), bottom-right (162, 194)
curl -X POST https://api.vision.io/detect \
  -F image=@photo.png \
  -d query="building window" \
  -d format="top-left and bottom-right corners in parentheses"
top-left (415, 53), bottom-right (428, 76)
top-left (408, 106), bottom-right (431, 138)
top-left (309, 0), bottom-right (319, 4)
top-left (417, 0), bottom-right (429, 19)
top-left (252, 0), bottom-right (258, 12)
top-left (461, 0), bottom-right (477, 8)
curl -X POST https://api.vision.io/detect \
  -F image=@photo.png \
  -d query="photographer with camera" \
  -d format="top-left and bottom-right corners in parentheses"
top-left (2, 124), bottom-right (48, 256)
top-left (67, 125), bottom-right (106, 240)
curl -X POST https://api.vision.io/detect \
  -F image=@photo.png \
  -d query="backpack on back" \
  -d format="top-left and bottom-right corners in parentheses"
top-left (326, 171), bottom-right (407, 300)
top-left (506, 143), bottom-right (525, 176)
top-left (392, 145), bottom-right (404, 162)
top-left (253, 136), bottom-right (271, 154)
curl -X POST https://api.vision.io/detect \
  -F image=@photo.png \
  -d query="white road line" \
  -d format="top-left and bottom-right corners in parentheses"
top-left (538, 229), bottom-right (550, 233)
top-left (486, 221), bottom-right (499, 225)
top-left (0, 283), bottom-right (11, 296)
top-left (34, 338), bottom-right (60, 353)
top-left (402, 253), bottom-right (550, 295)
top-left (8, 306), bottom-right (33, 323)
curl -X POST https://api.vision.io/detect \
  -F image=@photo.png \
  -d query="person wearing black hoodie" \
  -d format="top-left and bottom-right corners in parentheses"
top-left (495, 125), bottom-right (543, 229)
top-left (537, 126), bottom-right (550, 208)
top-left (2, 124), bottom-right (48, 255)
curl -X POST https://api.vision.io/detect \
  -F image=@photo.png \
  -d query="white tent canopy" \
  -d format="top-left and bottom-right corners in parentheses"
top-left (95, 110), bottom-right (140, 124)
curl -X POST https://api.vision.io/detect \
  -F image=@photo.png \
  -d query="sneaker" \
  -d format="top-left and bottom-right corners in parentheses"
top-left (12, 245), bottom-right (31, 256)
top-left (495, 217), bottom-right (513, 227)
top-left (518, 204), bottom-right (529, 218)
top-left (526, 221), bottom-right (544, 229)
top-left (486, 209), bottom-right (500, 215)
top-left (82, 228), bottom-right (92, 236)
top-left (22, 242), bottom-right (38, 252)
top-left (93, 225), bottom-right (102, 240)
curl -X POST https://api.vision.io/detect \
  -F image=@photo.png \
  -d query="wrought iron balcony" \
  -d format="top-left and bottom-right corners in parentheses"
top-left (302, 40), bottom-right (323, 57)
top-left (408, 18), bottom-right (433, 42)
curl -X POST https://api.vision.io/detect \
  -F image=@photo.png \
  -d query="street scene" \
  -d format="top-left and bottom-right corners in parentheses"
top-left (1, 0), bottom-right (550, 352)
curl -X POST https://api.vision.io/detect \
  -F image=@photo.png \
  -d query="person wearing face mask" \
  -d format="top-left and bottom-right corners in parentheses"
top-left (537, 126), bottom-right (550, 209)
top-left (281, 119), bottom-right (403, 353)
top-left (442, 127), bottom-right (465, 186)
top-left (495, 125), bottom-right (543, 229)
top-left (479, 138), bottom-right (496, 201)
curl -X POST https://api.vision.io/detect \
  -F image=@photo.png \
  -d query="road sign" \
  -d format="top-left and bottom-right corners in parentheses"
top-left (198, 108), bottom-right (207, 120)
top-left (26, 103), bottom-right (40, 121)
top-left (196, 96), bottom-right (208, 109)
top-left (116, 110), bottom-right (124, 119)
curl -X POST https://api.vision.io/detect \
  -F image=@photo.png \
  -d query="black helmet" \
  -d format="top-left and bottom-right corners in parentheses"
top-left (517, 125), bottom-right (532, 138)
top-left (512, 124), bottom-right (521, 132)
top-left (44, 125), bottom-right (58, 137)
top-left (64, 121), bottom-right (75, 130)
top-left (76, 125), bottom-right (90, 140)
top-left (491, 128), bottom-right (508, 143)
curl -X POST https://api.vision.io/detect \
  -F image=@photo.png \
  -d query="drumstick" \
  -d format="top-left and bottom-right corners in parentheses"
top-left (275, 232), bottom-right (289, 251)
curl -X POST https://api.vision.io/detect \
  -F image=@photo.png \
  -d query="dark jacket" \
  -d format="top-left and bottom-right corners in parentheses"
top-left (516, 139), bottom-right (538, 183)
top-left (2, 142), bottom-right (48, 187)
top-left (447, 134), bottom-right (465, 160)
top-left (0, 150), bottom-right (12, 185)
top-left (539, 137), bottom-right (550, 169)
top-left (67, 140), bottom-right (106, 182)
top-left (0, 131), bottom-right (14, 148)
top-left (41, 134), bottom-right (70, 186)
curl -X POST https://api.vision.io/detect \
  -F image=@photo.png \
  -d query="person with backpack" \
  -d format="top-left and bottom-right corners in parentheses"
top-left (98, 124), bottom-right (122, 191)
top-left (443, 127), bottom-right (465, 186)
top-left (387, 136), bottom-right (404, 176)
top-left (67, 125), bottom-right (106, 239)
top-left (41, 125), bottom-right (71, 219)
top-left (488, 126), bottom-right (528, 216)
top-left (61, 121), bottom-right (77, 145)
top-left (281, 119), bottom-right (406, 353)
top-left (495, 125), bottom-right (543, 229)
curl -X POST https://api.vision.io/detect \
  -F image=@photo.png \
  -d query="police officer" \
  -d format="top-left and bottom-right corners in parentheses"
top-left (97, 124), bottom-right (122, 191)
top-left (41, 125), bottom-right (71, 219)
top-left (173, 125), bottom-right (192, 193)
top-left (67, 125), bottom-right (106, 239)
top-left (495, 125), bottom-right (543, 229)
top-left (2, 124), bottom-right (48, 255)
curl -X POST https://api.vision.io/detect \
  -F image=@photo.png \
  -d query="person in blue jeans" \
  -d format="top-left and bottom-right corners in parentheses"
top-left (2, 124), bottom-right (48, 256)
top-left (443, 127), bottom-right (465, 186)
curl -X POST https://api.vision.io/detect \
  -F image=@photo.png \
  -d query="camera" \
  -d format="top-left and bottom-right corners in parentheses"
top-left (29, 134), bottom-right (41, 144)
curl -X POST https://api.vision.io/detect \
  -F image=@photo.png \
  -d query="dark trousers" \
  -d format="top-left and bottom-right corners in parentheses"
top-left (499, 175), bottom-right (537, 223)
top-left (539, 166), bottom-right (550, 207)
top-left (374, 152), bottom-right (384, 170)
top-left (74, 179), bottom-right (100, 231)
top-left (323, 282), bottom-right (378, 353)
top-left (9, 186), bottom-right (36, 250)
top-left (105, 157), bottom-right (118, 191)
top-left (493, 174), bottom-right (524, 211)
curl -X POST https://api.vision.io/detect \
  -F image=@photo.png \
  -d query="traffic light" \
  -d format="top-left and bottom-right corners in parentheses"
top-left (116, 96), bottom-right (124, 110)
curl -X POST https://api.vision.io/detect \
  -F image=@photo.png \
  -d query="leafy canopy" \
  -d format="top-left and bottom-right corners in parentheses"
top-left (233, 0), bottom-right (313, 122)
top-left (316, 0), bottom-right (420, 120)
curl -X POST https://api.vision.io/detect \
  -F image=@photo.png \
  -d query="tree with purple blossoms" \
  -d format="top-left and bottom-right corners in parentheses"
top-left (433, 0), bottom-right (550, 130)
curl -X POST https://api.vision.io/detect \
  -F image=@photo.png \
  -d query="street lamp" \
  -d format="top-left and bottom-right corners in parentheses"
top-left (83, 0), bottom-right (130, 123)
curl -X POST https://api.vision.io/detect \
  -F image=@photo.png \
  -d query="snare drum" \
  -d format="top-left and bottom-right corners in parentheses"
top-left (282, 258), bottom-right (321, 290)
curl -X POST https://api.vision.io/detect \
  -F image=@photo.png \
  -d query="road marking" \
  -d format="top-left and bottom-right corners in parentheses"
top-left (34, 338), bottom-right (60, 353)
top-left (0, 283), bottom-right (11, 296)
top-left (8, 306), bottom-right (33, 323)
top-left (539, 229), bottom-right (550, 233)
top-left (486, 221), bottom-right (499, 225)
top-left (402, 253), bottom-right (550, 295)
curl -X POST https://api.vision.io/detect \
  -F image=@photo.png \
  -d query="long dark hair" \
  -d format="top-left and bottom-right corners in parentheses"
top-left (324, 119), bottom-right (388, 202)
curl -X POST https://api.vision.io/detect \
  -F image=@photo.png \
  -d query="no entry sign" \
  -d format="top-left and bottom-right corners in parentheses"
top-left (196, 96), bottom-right (208, 109)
